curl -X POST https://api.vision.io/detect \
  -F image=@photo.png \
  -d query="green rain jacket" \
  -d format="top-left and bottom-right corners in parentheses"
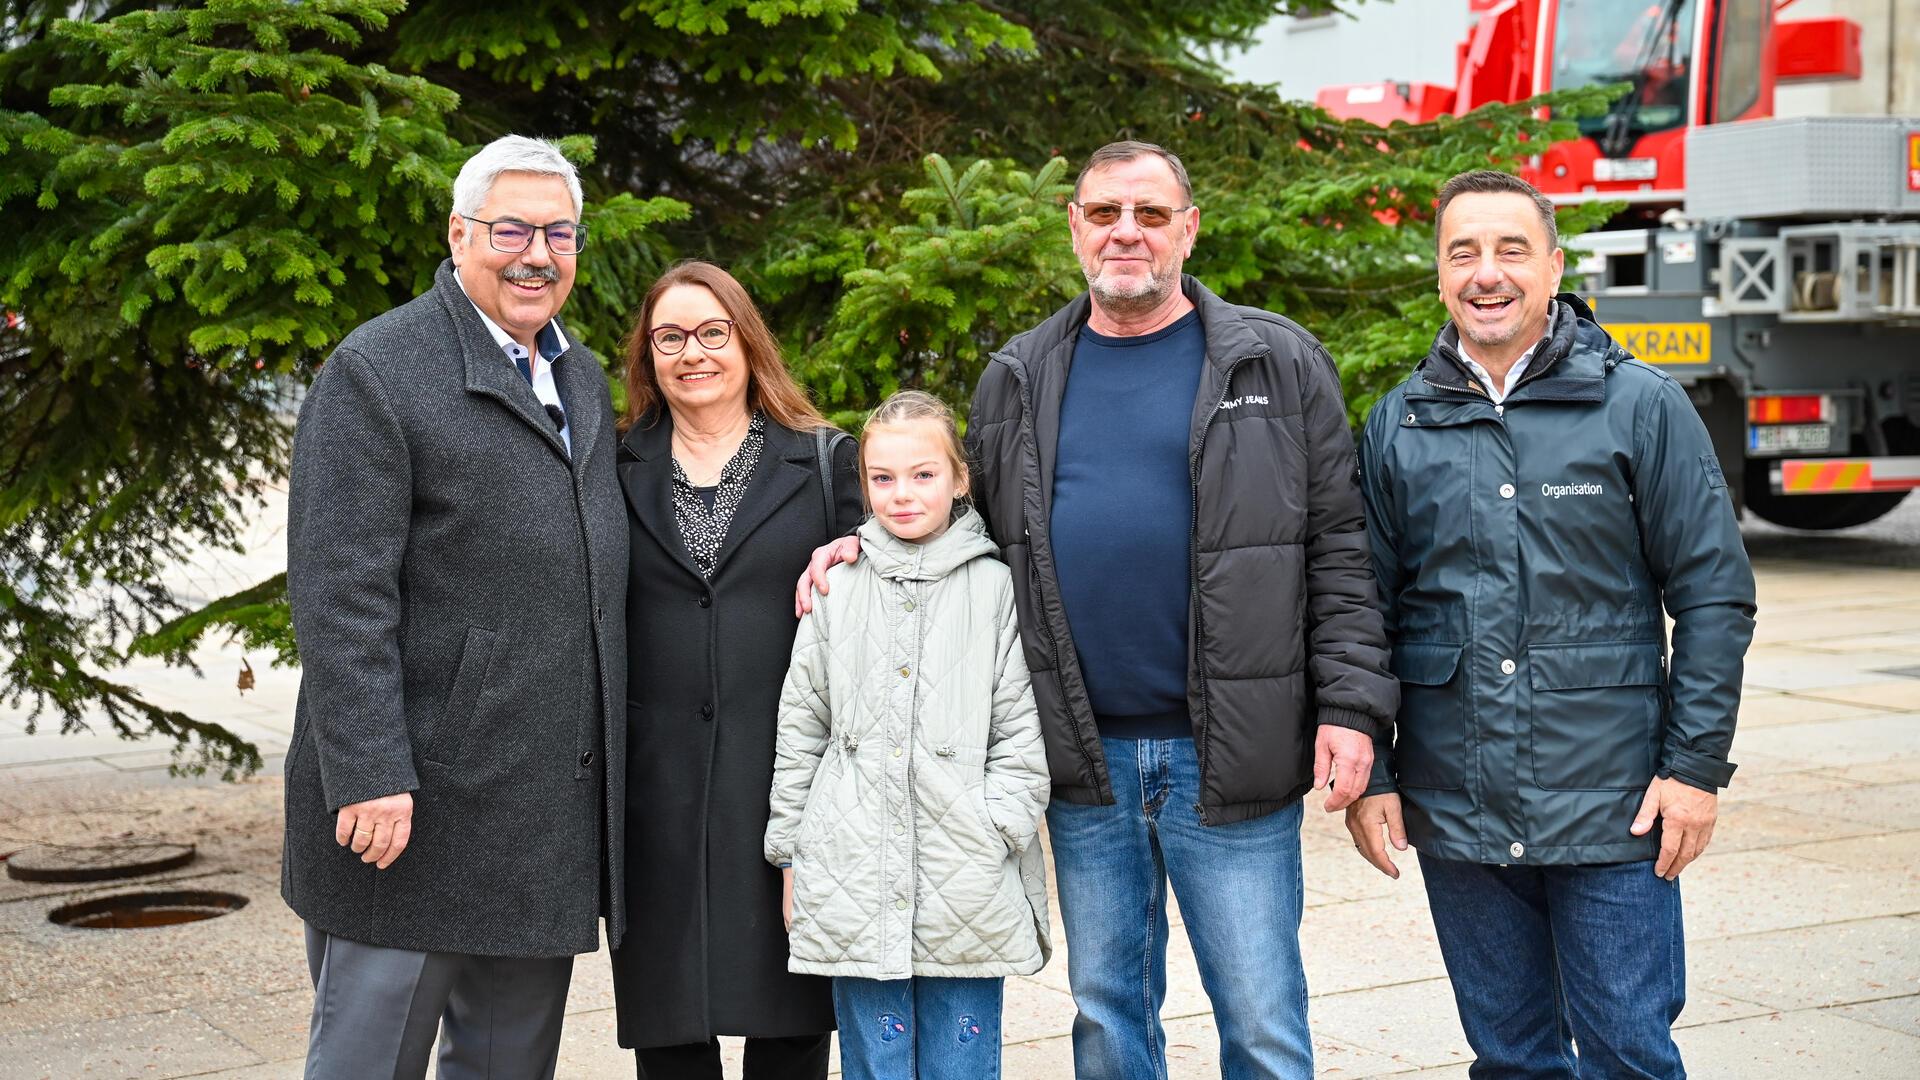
top-left (1359, 295), bottom-right (1756, 865)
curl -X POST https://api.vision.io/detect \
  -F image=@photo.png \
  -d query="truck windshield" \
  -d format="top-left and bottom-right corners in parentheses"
top-left (1552, 0), bottom-right (1697, 140)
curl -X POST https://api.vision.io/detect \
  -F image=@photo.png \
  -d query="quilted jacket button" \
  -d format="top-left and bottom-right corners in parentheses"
top-left (898, 666), bottom-right (911, 678)
top-left (894, 898), bottom-right (907, 911)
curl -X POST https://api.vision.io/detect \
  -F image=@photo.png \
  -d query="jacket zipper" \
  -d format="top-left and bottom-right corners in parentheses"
top-left (903, 569), bottom-right (934, 975)
top-left (1024, 544), bottom-right (1067, 698)
top-left (1006, 357), bottom-right (1096, 776)
top-left (1188, 355), bottom-right (1251, 826)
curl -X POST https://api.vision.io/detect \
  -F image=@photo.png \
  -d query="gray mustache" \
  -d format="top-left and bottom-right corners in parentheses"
top-left (504, 264), bottom-right (559, 283)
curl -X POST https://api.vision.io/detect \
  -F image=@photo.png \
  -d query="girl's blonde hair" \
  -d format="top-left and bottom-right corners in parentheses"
top-left (859, 390), bottom-right (971, 508)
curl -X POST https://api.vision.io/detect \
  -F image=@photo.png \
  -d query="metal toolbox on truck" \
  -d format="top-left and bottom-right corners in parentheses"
top-left (1685, 117), bottom-right (1920, 221)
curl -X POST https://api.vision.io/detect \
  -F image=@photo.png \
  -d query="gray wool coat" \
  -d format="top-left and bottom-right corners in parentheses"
top-left (282, 258), bottom-right (628, 958)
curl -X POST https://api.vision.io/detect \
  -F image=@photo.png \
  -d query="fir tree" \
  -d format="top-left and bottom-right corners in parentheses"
top-left (1, 0), bottom-right (1613, 771)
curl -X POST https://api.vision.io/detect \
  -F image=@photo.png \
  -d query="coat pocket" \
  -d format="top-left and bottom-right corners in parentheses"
top-left (424, 626), bottom-right (497, 766)
top-left (796, 746), bottom-right (844, 851)
top-left (966, 786), bottom-right (1012, 855)
top-left (1389, 642), bottom-right (1467, 790)
top-left (1527, 642), bottom-right (1664, 791)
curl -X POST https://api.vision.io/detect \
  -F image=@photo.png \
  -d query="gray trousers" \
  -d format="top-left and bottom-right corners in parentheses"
top-left (303, 922), bottom-right (575, 1080)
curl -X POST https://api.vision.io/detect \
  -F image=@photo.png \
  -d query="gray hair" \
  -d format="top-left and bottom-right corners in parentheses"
top-left (451, 135), bottom-right (584, 221)
top-left (1434, 169), bottom-right (1558, 251)
top-left (1073, 140), bottom-right (1193, 204)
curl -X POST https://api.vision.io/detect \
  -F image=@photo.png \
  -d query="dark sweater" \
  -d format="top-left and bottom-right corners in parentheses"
top-left (1050, 310), bottom-right (1205, 739)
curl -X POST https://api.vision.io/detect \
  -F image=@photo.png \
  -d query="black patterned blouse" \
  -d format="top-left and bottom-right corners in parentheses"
top-left (671, 411), bottom-right (766, 578)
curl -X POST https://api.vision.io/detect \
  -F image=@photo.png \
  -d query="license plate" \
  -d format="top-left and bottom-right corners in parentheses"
top-left (1595, 157), bottom-right (1658, 181)
top-left (1749, 424), bottom-right (1832, 453)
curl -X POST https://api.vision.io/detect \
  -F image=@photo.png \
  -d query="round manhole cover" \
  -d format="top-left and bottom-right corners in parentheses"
top-left (6, 842), bottom-right (196, 883)
top-left (49, 889), bottom-right (248, 929)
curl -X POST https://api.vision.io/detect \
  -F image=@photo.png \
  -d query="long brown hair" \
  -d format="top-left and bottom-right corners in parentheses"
top-left (621, 260), bottom-right (828, 433)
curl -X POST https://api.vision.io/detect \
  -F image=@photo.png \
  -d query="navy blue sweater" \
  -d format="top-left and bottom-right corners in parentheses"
top-left (1050, 310), bottom-right (1205, 739)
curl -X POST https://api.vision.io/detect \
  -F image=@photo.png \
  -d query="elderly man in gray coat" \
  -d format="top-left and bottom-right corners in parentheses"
top-left (284, 135), bottom-right (627, 1080)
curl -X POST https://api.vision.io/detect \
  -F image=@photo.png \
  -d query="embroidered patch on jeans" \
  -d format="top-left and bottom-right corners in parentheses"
top-left (878, 1013), bottom-right (907, 1042)
top-left (956, 1014), bottom-right (982, 1043)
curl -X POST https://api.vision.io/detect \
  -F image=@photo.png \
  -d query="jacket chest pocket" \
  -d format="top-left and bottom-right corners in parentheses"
top-left (1527, 642), bottom-right (1664, 791)
top-left (1387, 428), bottom-right (1479, 578)
top-left (1390, 642), bottom-right (1467, 791)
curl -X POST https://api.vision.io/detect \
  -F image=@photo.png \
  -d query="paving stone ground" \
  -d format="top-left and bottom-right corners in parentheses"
top-left (2, 490), bottom-right (1917, 1077)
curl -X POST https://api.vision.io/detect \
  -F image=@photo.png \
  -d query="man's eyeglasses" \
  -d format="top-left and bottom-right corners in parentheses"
top-left (463, 216), bottom-right (587, 255)
top-left (650, 318), bottom-right (735, 356)
top-left (1072, 202), bottom-right (1193, 229)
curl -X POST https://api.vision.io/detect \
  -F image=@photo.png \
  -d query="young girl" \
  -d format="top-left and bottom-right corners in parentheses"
top-left (765, 390), bottom-right (1051, 1080)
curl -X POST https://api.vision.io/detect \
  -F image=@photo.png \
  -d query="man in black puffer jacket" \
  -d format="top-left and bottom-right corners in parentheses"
top-left (802, 140), bottom-right (1397, 1079)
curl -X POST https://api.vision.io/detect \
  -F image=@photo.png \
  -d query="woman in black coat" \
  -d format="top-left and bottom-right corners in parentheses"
top-left (612, 261), bottom-right (862, 1079)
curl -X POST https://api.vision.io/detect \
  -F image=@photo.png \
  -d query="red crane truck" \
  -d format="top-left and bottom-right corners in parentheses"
top-left (1321, 1), bottom-right (1920, 531)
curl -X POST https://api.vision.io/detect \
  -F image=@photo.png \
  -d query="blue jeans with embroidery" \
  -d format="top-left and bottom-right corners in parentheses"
top-left (1046, 736), bottom-right (1313, 1080)
top-left (831, 976), bottom-right (1002, 1080)
top-left (1419, 854), bottom-right (1687, 1079)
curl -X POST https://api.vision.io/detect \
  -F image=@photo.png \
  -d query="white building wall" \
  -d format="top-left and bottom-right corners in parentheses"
top-left (1219, 2), bottom-right (1473, 99)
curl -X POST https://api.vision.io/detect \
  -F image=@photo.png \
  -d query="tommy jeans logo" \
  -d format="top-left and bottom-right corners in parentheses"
top-left (1219, 395), bottom-right (1270, 410)
top-left (1542, 481), bottom-right (1605, 499)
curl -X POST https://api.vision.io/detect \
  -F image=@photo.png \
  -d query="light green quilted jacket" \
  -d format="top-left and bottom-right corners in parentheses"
top-left (765, 509), bottom-right (1052, 979)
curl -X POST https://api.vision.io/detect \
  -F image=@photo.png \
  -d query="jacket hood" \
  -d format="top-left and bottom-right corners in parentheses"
top-left (1412, 294), bottom-right (1626, 400)
top-left (857, 506), bottom-right (998, 581)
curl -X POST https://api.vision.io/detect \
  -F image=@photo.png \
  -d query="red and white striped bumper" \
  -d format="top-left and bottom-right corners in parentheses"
top-left (1771, 457), bottom-right (1920, 495)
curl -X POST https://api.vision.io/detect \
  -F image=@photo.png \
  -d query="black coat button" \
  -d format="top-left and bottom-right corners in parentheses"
top-left (579, 751), bottom-right (594, 768)
top-left (700, 703), bottom-right (714, 720)
top-left (698, 594), bottom-right (712, 608)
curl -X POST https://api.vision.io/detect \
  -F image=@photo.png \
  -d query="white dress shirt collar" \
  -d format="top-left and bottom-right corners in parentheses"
top-left (1457, 307), bottom-right (1556, 405)
top-left (453, 269), bottom-right (569, 363)
top-left (453, 269), bottom-right (572, 456)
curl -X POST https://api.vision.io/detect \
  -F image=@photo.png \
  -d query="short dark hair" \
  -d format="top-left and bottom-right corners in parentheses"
top-left (1073, 140), bottom-right (1193, 204)
top-left (1434, 170), bottom-right (1558, 251)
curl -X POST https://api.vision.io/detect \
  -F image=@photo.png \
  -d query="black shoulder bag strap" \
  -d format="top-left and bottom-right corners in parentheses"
top-left (814, 427), bottom-right (854, 538)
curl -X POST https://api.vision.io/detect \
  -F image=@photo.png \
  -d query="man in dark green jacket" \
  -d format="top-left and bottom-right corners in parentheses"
top-left (1350, 170), bottom-right (1756, 1079)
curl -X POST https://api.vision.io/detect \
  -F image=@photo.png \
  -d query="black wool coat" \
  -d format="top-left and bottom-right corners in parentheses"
top-left (610, 413), bottom-right (863, 1049)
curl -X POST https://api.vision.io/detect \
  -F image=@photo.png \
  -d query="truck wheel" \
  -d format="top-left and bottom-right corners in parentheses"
top-left (1744, 472), bottom-right (1908, 531)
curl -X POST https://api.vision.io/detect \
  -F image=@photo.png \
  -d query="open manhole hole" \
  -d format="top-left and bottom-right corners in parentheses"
top-left (49, 889), bottom-right (248, 929)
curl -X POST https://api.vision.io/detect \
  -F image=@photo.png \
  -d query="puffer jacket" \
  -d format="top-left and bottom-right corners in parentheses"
top-left (1358, 296), bottom-right (1757, 865)
top-left (968, 275), bottom-right (1398, 825)
top-left (765, 509), bottom-right (1052, 979)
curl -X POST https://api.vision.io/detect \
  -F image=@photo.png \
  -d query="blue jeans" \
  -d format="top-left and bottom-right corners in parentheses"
top-left (1046, 737), bottom-right (1312, 1080)
top-left (832, 976), bottom-right (1002, 1080)
top-left (1418, 854), bottom-right (1687, 1080)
